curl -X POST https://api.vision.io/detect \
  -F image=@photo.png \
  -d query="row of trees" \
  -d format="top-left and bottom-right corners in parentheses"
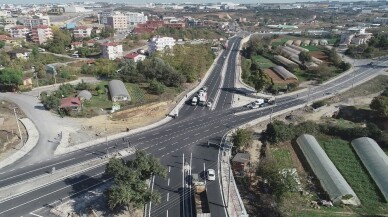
top-left (156, 27), bottom-right (225, 40)
top-left (370, 88), bottom-right (388, 118)
top-left (105, 151), bottom-right (167, 211)
top-left (262, 120), bottom-right (383, 146)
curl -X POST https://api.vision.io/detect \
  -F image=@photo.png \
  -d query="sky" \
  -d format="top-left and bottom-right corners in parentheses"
top-left (2, 0), bottom-right (359, 5)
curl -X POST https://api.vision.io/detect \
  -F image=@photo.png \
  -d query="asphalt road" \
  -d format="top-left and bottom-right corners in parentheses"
top-left (0, 37), bottom-right (387, 217)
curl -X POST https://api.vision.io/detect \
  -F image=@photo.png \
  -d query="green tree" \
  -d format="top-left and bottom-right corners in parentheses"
top-left (370, 96), bottom-right (388, 117)
top-left (262, 120), bottom-right (295, 144)
top-left (40, 93), bottom-right (60, 110)
top-left (0, 41), bottom-right (5, 49)
top-left (118, 60), bottom-right (144, 83)
top-left (35, 63), bottom-right (46, 78)
top-left (298, 51), bottom-right (312, 64)
top-left (232, 129), bottom-right (253, 152)
top-left (0, 68), bottom-right (23, 87)
top-left (105, 151), bottom-right (166, 210)
top-left (45, 27), bottom-right (72, 54)
top-left (148, 79), bottom-right (165, 95)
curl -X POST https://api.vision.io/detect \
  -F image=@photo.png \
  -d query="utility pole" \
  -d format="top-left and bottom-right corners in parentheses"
top-left (105, 115), bottom-right (109, 157)
top-left (189, 152), bottom-right (193, 217)
top-left (227, 154), bottom-right (231, 208)
top-left (182, 153), bottom-right (185, 217)
top-left (11, 107), bottom-right (23, 145)
top-left (35, 72), bottom-right (40, 98)
top-left (269, 107), bottom-right (274, 123)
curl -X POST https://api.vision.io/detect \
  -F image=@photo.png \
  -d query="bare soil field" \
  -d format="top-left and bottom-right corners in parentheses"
top-left (0, 101), bottom-right (28, 161)
top-left (310, 51), bottom-right (329, 62)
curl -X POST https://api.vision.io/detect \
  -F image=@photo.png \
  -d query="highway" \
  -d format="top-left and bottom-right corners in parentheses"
top-left (0, 35), bottom-right (387, 217)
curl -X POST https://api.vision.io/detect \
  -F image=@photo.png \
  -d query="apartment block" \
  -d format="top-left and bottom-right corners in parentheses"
top-left (24, 16), bottom-right (50, 29)
top-left (148, 36), bottom-right (175, 54)
top-left (73, 26), bottom-right (93, 38)
top-left (106, 14), bottom-right (128, 31)
top-left (8, 25), bottom-right (29, 39)
top-left (31, 25), bottom-right (53, 44)
top-left (102, 42), bottom-right (123, 60)
top-left (126, 12), bottom-right (148, 26)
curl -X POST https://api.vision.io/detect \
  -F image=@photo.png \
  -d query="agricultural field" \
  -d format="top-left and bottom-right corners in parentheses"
top-left (301, 45), bottom-right (324, 52)
top-left (272, 148), bottom-right (293, 168)
top-left (318, 137), bottom-right (388, 215)
top-left (252, 55), bottom-right (275, 69)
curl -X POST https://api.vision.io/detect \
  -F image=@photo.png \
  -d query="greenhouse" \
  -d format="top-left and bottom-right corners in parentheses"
top-left (296, 134), bottom-right (361, 206)
top-left (351, 137), bottom-right (388, 202)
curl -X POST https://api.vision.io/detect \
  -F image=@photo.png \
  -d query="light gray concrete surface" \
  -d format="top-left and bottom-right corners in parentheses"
top-left (54, 50), bottom-right (224, 155)
top-left (0, 118), bottom-right (39, 170)
top-left (0, 147), bottom-right (136, 203)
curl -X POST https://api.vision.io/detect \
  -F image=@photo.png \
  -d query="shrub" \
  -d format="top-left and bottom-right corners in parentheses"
top-left (148, 79), bottom-right (165, 95)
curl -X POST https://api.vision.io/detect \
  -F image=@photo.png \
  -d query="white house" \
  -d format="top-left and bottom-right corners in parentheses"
top-left (126, 12), bottom-right (148, 26)
top-left (124, 52), bottom-right (146, 62)
top-left (148, 36), bottom-right (175, 54)
top-left (101, 42), bottom-right (123, 60)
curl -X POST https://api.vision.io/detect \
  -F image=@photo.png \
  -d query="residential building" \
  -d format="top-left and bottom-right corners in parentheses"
top-left (31, 25), bottom-right (53, 44)
top-left (148, 36), bottom-right (175, 54)
top-left (101, 42), bottom-right (123, 60)
top-left (59, 97), bottom-right (82, 112)
top-left (7, 48), bottom-right (30, 59)
top-left (0, 17), bottom-right (17, 26)
top-left (8, 26), bottom-right (29, 39)
top-left (106, 14), bottom-right (128, 31)
top-left (126, 12), bottom-right (148, 26)
top-left (73, 26), bottom-right (92, 39)
top-left (71, 41), bottom-right (83, 50)
top-left (0, 35), bottom-right (12, 43)
top-left (23, 16), bottom-right (50, 29)
top-left (99, 10), bottom-right (113, 25)
top-left (374, 17), bottom-right (388, 25)
top-left (124, 52), bottom-right (146, 62)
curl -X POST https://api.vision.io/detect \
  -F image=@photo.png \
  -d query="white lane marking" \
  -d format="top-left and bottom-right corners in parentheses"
top-left (152, 132), bottom-right (159, 135)
top-left (85, 153), bottom-right (93, 156)
top-left (138, 136), bottom-right (146, 140)
top-left (29, 213), bottom-right (43, 217)
top-left (194, 133), bottom-right (200, 136)
top-left (183, 137), bottom-right (189, 141)
top-left (158, 147), bottom-right (166, 151)
top-left (0, 172), bottom-right (107, 215)
top-left (168, 178), bottom-right (170, 186)
top-left (165, 129), bottom-right (171, 131)
top-left (0, 158), bottom-right (76, 183)
top-left (167, 193), bottom-right (170, 202)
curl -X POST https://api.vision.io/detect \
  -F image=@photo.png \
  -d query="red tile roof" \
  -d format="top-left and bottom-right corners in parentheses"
top-left (32, 25), bottom-right (50, 29)
top-left (59, 97), bottom-right (81, 108)
top-left (124, 52), bottom-right (139, 59)
top-left (102, 42), bottom-right (121, 47)
top-left (0, 35), bottom-right (12, 41)
top-left (12, 25), bottom-right (29, 30)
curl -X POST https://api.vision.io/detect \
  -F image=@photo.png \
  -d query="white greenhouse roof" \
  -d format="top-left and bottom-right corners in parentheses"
top-left (351, 137), bottom-right (388, 202)
top-left (297, 134), bottom-right (360, 205)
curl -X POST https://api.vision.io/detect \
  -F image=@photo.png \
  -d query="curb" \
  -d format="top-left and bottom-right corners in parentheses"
top-left (54, 49), bottom-right (224, 155)
top-left (0, 118), bottom-right (39, 170)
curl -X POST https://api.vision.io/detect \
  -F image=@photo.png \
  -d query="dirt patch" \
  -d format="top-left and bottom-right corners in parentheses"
top-left (310, 51), bottom-right (329, 62)
top-left (0, 100), bottom-right (28, 161)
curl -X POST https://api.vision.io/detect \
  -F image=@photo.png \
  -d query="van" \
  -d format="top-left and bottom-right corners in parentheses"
top-left (71, 54), bottom-right (79, 58)
top-left (191, 97), bottom-right (198, 106)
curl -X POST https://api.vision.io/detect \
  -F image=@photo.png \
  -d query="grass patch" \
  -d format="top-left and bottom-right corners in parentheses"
top-left (301, 45), bottom-right (323, 52)
top-left (334, 75), bottom-right (388, 99)
top-left (318, 137), bottom-right (388, 215)
top-left (272, 148), bottom-right (293, 168)
top-left (252, 55), bottom-right (275, 69)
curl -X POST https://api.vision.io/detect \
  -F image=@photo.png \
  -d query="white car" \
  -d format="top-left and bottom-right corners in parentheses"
top-left (247, 102), bottom-right (260, 109)
top-left (207, 169), bottom-right (216, 181)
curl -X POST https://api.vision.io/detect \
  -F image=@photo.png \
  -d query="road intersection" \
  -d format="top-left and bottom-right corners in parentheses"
top-left (0, 36), bottom-right (387, 217)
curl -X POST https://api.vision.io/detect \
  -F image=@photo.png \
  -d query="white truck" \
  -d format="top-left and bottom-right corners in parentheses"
top-left (198, 92), bottom-right (208, 106)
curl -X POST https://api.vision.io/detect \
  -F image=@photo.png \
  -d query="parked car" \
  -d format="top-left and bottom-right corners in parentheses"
top-left (207, 169), bottom-right (215, 181)
top-left (38, 48), bottom-right (45, 52)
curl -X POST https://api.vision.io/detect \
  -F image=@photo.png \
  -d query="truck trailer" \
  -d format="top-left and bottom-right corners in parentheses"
top-left (192, 174), bottom-right (211, 217)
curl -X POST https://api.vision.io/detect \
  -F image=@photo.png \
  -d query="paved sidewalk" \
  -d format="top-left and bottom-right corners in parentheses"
top-left (219, 136), bottom-right (248, 217)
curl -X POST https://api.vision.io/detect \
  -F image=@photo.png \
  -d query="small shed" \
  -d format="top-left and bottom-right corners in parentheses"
top-left (77, 90), bottom-right (92, 101)
top-left (320, 39), bottom-right (328, 45)
top-left (232, 153), bottom-right (250, 173)
top-left (59, 97), bottom-right (82, 112)
top-left (302, 39), bottom-right (311, 46)
top-left (108, 80), bottom-right (130, 102)
top-left (311, 39), bottom-right (319, 46)
top-left (293, 40), bottom-right (302, 46)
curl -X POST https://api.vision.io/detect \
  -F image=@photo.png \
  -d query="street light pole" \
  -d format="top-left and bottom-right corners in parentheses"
top-left (11, 107), bottom-right (23, 145)
top-left (105, 115), bottom-right (109, 157)
top-left (34, 73), bottom-right (40, 98)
